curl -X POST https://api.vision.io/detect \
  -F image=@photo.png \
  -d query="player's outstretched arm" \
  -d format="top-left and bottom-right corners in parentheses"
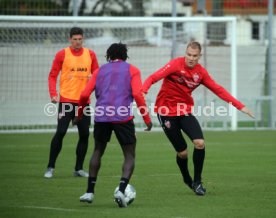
top-left (130, 65), bottom-right (152, 131)
top-left (240, 107), bottom-right (255, 119)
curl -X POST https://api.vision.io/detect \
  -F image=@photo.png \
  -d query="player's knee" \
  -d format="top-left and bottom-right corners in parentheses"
top-left (56, 129), bottom-right (67, 138)
top-left (193, 139), bottom-right (205, 149)
top-left (79, 131), bottom-right (90, 139)
top-left (177, 149), bottom-right (188, 159)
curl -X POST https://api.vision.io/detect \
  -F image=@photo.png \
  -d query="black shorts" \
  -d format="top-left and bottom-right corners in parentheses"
top-left (157, 114), bottom-right (204, 152)
top-left (93, 119), bottom-right (136, 145)
top-left (57, 102), bottom-right (91, 134)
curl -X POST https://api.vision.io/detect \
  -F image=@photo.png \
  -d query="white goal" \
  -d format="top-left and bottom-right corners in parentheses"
top-left (0, 16), bottom-right (240, 132)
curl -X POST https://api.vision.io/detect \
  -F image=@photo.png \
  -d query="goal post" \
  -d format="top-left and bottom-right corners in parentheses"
top-left (0, 15), bottom-right (238, 132)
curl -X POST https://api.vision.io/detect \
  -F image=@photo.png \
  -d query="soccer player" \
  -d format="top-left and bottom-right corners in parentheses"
top-left (44, 27), bottom-right (99, 178)
top-left (75, 42), bottom-right (152, 207)
top-left (142, 41), bottom-right (254, 196)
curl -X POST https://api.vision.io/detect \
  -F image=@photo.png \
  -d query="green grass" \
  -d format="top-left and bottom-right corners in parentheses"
top-left (0, 131), bottom-right (275, 218)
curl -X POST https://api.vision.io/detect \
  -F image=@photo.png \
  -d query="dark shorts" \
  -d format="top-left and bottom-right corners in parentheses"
top-left (157, 114), bottom-right (204, 152)
top-left (93, 119), bottom-right (136, 145)
top-left (57, 102), bottom-right (91, 135)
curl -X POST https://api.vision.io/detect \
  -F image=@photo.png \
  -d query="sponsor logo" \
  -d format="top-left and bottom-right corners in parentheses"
top-left (70, 67), bottom-right (88, 72)
top-left (193, 73), bottom-right (200, 82)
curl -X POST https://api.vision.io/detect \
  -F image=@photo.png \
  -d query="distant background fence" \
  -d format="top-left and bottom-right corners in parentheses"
top-left (0, 0), bottom-right (275, 132)
top-left (0, 16), bottom-right (275, 132)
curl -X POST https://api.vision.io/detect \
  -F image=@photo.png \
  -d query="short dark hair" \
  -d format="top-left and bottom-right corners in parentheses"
top-left (70, 27), bottom-right (83, 37)
top-left (106, 42), bottom-right (128, 61)
top-left (186, 41), bottom-right (202, 52)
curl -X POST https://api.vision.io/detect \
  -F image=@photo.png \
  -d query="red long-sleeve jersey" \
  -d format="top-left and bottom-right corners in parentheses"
top-left (142, 57), bottom-right (244, 116)
top-left (78, 62), bottom-right (151, 125)
top-left (48, 47), bottom-right (99, 103)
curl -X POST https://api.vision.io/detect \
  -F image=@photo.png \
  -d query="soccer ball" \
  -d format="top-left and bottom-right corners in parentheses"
top-left (114, 184), bottom-right (136, 205)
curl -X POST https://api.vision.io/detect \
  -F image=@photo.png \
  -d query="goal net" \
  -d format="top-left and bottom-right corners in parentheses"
top-left (0, 16), bottom-right (244, 132)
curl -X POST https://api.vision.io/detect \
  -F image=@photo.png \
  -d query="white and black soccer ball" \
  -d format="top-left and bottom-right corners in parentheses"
top-left (114, 184), bottom-right (136, 205)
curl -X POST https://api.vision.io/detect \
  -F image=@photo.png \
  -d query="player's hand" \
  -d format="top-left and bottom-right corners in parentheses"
top-left (51, 96), bottom-right (58, 104)
top-left (144, 122), bottom-right (152, 131)
top-left (241, 107), bottom-right (255, 119)
top-left (72, 116), bottom-right (81, 126)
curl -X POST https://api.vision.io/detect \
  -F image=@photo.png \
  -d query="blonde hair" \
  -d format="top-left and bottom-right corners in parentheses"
top-left (186, 41), bottom-right (202, 52)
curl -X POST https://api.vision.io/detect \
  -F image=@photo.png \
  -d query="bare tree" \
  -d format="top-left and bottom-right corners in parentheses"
top-left (130, 0), bottom-right (144, 16)
top-left (90, 0), bottom-right (131, 16)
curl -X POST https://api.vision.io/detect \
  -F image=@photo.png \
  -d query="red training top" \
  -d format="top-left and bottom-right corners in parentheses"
top-left (142, 57), bottom-right (244, 116)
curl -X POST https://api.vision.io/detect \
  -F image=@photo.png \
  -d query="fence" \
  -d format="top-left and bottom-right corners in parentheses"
top-left (0, 16), bottom-right (275, 132)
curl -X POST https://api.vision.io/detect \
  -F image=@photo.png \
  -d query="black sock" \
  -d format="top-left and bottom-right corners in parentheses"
top-left (87, 177), bottom-right (96, 193)
top-left (176, 155), bottom-right (193, 188)
top-left (119, 177), bottom-right (129, 193)
top-left (193, 148), bottom-right (205, 183)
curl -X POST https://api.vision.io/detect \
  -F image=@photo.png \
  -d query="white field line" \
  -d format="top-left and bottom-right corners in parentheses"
top-left (99, 173), bottom-right (180, 178)
top-left (21, 206), bottom-right (84, 212)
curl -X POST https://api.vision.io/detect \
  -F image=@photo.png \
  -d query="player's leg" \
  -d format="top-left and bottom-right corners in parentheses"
top-left (45, 103), bottom-right (72, 178)
top-left (74, 104), bottom-right (91, 176)
top-left (157, 114), bottom-right (193, 190)
top-left (80, 122), bottom-right (111, 203)
top-left (180, 114), bottom-right (206, 195)
top-left (85, 140), bottom-right (108, 194)
top-left (88, 122), bottom-right (111, 190)
top-left (113, 120), bottom-right (136, 207)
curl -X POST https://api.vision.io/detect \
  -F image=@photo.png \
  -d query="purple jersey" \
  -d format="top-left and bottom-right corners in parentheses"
top-left (94, 61), bottom-right (133, 122)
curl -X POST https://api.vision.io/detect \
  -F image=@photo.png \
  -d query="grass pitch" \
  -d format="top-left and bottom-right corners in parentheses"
top-left (0, 131), bottom-right (275, 218)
